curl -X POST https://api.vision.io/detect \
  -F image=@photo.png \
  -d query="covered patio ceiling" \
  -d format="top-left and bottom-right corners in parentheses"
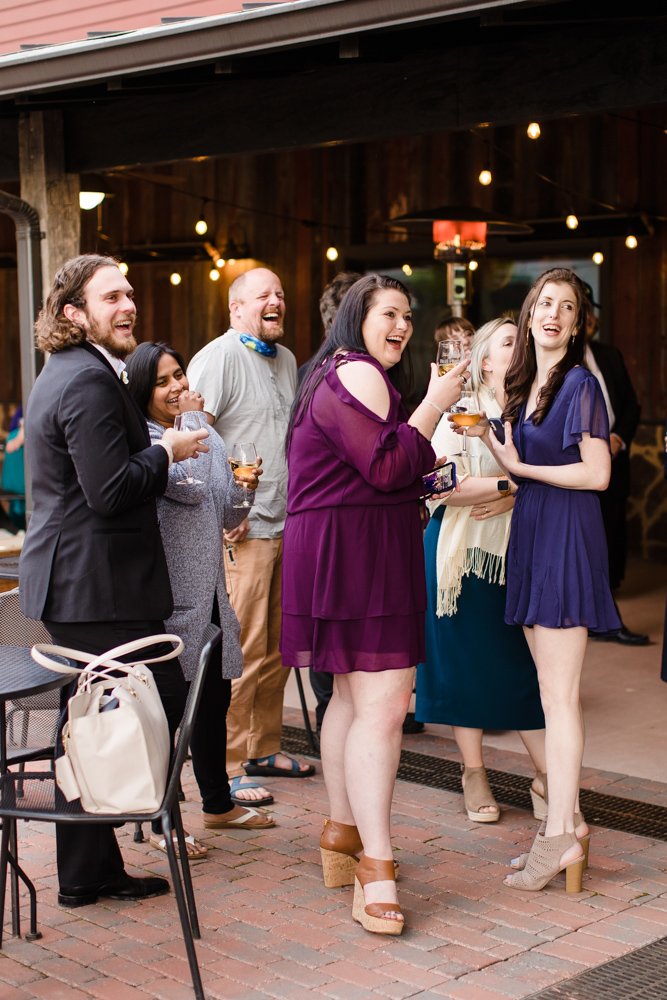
top-left (0, 0), bottom-right (664, 180)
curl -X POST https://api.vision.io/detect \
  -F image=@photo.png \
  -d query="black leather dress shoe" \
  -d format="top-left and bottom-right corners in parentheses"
top-left (590, 626), bottom-right (649, 646)
top-left (58, 873), bottom-right (170, 908)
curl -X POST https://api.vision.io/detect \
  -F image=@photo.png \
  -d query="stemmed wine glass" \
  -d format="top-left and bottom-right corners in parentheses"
top-left (174, 412), bottom-right (206, 485)
top-left (229, 441), bottom-right (258, 508)
top-left (436, 340), bottom-right (463, 375)
top-left (448, 390), bottom-right (482, 458)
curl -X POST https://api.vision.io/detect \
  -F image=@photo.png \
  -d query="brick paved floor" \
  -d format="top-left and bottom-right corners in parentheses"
top-left (1, 739), bottom-right (666, 1000)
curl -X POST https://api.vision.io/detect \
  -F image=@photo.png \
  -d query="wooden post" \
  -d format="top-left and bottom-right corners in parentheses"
top-left (18, 111), bottom-right (80, 287)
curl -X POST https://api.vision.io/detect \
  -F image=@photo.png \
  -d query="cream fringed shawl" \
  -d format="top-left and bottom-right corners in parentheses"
top-left (430, 389), bottom-right (511, 617)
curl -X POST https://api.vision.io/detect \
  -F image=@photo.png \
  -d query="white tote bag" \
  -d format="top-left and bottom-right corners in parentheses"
top-left (31, 634), bottom-right (183, 815)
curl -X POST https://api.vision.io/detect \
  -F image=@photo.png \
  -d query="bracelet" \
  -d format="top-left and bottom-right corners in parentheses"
top-left (423, 398), bottom-right (444, 416)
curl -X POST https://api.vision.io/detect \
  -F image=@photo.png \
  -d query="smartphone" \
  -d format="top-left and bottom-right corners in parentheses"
top-left (488, 418), bottom-right (506, 444)
top-left (420, 461), bottom-right (456, 500)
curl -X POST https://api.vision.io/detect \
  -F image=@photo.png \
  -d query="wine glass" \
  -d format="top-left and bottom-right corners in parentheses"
top-left (174, 412), bottom-right (206, 485)
top-left (436, 340), bottom-right (463, 376)
top-left (448, 390), bottom-right (482, 458)
top-left (229, 441), bottom-right (258, 508)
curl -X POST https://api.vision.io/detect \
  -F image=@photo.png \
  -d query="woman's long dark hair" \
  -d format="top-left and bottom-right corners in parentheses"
top-left (502, 267), bottom-right (589, 426)
top-left (125, 341), bottom-right (187, 417)
top-left (286, 274), bottom-right (413, 450)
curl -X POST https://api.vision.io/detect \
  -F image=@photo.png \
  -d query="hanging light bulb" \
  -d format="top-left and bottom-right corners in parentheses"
top-left (194, 199), bottom-right (208, 236)
top-left (592, 252), bottom-right (604, 265)
top-left (401, 264), bottom-right (413, 276)
top-left (565, 214), bottom-right (579, 230)
top-left (216, 258), bottom-right (225, 268)
top-left (118, 261), bottom-right (129, 276)
top-left (170, 272), bottom-right (182, 286)
top-left (326, 246), bottom-right (339, 261)
top-left (209, 268), bottom-right (220, 282)
top-left (468, 259), bottom-right (479, 271)
top-left (526, 122), bottom-right (541, 140)
top-left (478, 168), bottom-right (493, 187)
top-left (625, 234), bottom-right (638, 249)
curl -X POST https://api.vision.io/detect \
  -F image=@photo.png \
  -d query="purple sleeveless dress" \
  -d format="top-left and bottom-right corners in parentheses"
top-left (505, 366), bottom-right (621, 632)
top-left (281, 352), bottom-right (435, 673)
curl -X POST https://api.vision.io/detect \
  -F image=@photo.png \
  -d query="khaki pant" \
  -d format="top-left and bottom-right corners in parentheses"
top-left (224, 536), bottom-right (289, 778)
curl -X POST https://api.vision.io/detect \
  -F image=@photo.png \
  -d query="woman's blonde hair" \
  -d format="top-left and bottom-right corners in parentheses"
top-left (35, 254), bottom-right (120, 353)
top-left (469, 316), bottom-right (517, 391)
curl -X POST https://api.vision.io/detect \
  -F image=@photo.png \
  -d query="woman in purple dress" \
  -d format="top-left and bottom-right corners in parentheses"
top-left (281, 274), bottom-right (467, 934)
top-left (469, 268), bottom-right (620, 893)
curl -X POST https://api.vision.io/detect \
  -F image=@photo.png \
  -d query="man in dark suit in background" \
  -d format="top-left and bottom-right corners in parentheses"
top-left (19, 254), bottom-right (208, 906)
top-left (583, 284), bottom-right (648, 645)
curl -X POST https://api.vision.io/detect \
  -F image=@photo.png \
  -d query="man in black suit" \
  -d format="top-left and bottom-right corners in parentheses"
top-left (19, 254), bottom-right (208, 906)
top-left (583, 286), bottom-right (648, 645)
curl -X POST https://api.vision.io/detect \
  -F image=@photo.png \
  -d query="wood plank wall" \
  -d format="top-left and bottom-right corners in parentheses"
top-left (1, 110), bottom-right (665, 556)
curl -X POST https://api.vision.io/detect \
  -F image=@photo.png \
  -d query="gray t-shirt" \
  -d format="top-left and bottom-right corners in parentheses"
top-left (187, 329), bottom-right (297, 538)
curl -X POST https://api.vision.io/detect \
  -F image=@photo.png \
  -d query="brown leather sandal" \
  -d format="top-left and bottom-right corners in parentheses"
top-left (352, 856), bottom-right (404, 935)
top-left (320, 819), bottom-right (363, 888)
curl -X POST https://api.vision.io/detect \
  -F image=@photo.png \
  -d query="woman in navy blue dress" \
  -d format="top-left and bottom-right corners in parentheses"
top-left (463, 269), bottom-right (620, 893)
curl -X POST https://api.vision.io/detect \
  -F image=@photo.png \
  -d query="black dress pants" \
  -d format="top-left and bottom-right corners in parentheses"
top-left (43, 618), bottom-right (187, 892)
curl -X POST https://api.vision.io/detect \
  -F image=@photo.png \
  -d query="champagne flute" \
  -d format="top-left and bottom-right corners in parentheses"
top-left (436, 340), bottom-right (463, 376)
top-left (229, 441), bottom-right (258, 508)
top-left (174, 412), bottom-right (206, 485)
top-left (448, 390), bottom-right (482, 458)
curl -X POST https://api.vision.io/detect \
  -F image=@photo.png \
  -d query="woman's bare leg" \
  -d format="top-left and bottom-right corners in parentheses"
top-left (343, 666), bottom-right (414, 917)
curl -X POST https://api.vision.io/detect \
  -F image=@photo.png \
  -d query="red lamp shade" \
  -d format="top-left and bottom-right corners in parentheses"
top-left (432, 219), bottom-right (487, 249)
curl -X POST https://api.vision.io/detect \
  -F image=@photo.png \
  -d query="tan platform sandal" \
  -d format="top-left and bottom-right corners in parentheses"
top-left (530, 772), bottom-right (548, 820)
top-left (510, 812), bottom-right (590, 871)
top-left (320, 819), bottom-right (363, 888)
top-left (461, 765), bottom-right (500, 823)
top-left (504, 831), bottom-right (586, 893)
top-left (352, 856), bottom-right (404, 935)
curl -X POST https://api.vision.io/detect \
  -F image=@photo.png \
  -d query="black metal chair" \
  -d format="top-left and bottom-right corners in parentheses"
top-left (0, 624), bottom-right (221, 1000)
top-left (0, 589), bottom-right (60, 767)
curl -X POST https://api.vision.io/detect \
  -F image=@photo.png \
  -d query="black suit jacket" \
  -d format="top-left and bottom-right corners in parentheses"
top-left (20, 342), bottom-right (173, 622)
top-left (589, 340), bottom-right (640, 500)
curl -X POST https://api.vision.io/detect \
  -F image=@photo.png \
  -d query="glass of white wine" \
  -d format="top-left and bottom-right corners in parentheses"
top-left (436, 340), bottom-right (463, 376)
top-left (229, 441), bottom-right (258, 508)
top-left (174, 412), bottom-right (206, 485)
top-left (448, 390), bottom-right (482, 458)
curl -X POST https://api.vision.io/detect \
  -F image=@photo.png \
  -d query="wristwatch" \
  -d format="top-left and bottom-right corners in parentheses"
top-left (497, 479), bottom-right (512, 497)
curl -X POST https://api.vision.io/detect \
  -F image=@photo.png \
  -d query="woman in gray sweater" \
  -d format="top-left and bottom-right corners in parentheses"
top-left (127, 342), bottom-right (274, 858)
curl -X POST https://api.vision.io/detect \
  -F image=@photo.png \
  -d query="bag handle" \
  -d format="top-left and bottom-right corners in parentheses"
top-left (31, 633), bottom-right (184, 676)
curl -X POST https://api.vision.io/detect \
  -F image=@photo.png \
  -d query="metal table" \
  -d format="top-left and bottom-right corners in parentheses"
top-left (0, 645), bottom-right (71, 941)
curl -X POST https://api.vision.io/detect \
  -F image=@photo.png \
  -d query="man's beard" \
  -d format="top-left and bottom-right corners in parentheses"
top-left (258, 322), bottom-right (284, 343)
top-left (86, 315), bottom-right (137, 359)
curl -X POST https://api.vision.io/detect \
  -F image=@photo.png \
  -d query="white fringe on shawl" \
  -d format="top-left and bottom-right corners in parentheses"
top-left (430, 391), bottom-right (511, 617)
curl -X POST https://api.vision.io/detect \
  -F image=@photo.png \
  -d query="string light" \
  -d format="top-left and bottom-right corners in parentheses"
top-left (326, 246), bottom-right (339, 261)
top-left (478, 168), bottom-right (492, 186)
top-left (118, 261), bottom-right (129, 275)
top-left (169, 272), bottom-right (182, 286)
top-left (468, 260), bottom-right (479, 271)
top-left (592, 252), bottom-right (604, 265)
top-left (401, 264), bottom-right (413, 276)
top-left (527, 122), bottom-right (541, 140)
top-left (194, 199), bottom-right (208, 236)
top-left (565, 214), bottom-right (579, 230)
top-left (625, 234), bottom-right (638, 249)
top-left (209, 268), bottom-right (220, 282)
top-left (216, 258), bottom-right (226, 268)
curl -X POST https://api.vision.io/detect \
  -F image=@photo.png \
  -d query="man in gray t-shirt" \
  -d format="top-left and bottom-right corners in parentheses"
top-left (188, 267), bottom-right (314, 807)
